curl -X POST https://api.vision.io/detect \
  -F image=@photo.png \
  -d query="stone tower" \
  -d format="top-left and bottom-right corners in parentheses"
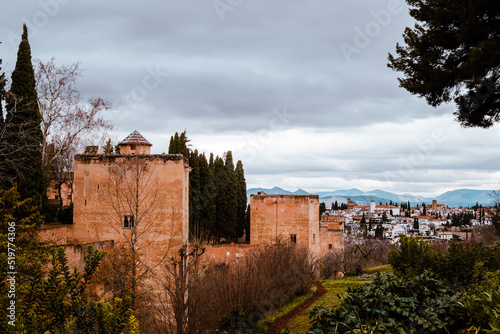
top-left (250, 193), bottom-right (320, 255)
top-left (71, 131), bottom-right (190, 262)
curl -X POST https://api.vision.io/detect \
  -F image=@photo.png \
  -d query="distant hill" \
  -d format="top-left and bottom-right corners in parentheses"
top-left (246, 187), bottom-right (296, 201)
top-left (317, 188), bottom-right (365, 197)
top-left (293, 188), bottom-right (309, 195)
top-left (247, 187), bottom-right (495, 207)
top-left (436, 189), bottom-right (493, 207)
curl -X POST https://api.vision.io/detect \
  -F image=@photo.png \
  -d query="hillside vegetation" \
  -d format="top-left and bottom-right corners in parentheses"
top-left (278, 236), bottom-right (500, 334)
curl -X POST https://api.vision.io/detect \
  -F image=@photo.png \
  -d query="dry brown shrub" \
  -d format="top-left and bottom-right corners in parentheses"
top-left (342, 238), bottom-right (391, 274)
top-left (318, 250), bottom-right (344, 279)
top-left (94, 244), bottom-right (157, 332)
top-left (316, 238), bottom-right (391, 278)
top-left (468, 225), bottom-right (500, 246)
top-left (154, 241), bottom-right (314, 333)
top-left (430, 239), bottom-right (450, 253)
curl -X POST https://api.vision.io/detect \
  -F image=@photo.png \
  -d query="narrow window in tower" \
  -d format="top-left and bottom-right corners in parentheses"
top-left (124, 215), bottom-right (135, 229)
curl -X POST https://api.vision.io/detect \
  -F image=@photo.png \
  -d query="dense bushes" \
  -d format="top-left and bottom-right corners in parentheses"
top-left (155, 242), bottom-right (314, 333)
top-left (319, 239), bottom-right (391, 278)
top-left (198, 243), bottom-right (314, 332)
top-left (0, 244), bottom-right (140, 333)
top-left (459, 271), bottom-right (500, 332)
top-left (302, 236), bottom-right (500, 334)
top-left (304, 272), bottom-right (465, 334)
top-left (388, 234), bottom-right (434, 278)
top-left (389, 235), bottom-right (500, 287)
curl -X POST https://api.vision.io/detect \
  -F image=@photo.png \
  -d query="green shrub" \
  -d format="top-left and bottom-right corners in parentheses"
top-left (220, 309), bottom-right (253, 334)
top-left (388, 235), bottom-right (436, 278)
top-left (304, 272), bottom-right (465, 334)
top-left (459, 271), bottom-right (500, 333)
top-left (389, 236), bottom-right (500, 288)
top-left (436, 241), bottom-right (500, 287)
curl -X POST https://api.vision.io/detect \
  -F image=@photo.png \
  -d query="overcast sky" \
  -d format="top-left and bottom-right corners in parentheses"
top-left (2, 0), bottom-right (500, 197)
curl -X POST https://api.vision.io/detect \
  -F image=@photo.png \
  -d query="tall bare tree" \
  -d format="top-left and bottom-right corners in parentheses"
top-left (490, 190), bottom-right (500, 235)
top-left (35, 58), bottom-right (112, 192)
top-left (156, 245), bottom-right (205, 334)
top-left (102, 156), bottom-right (178, 310)
top-left (0, 42), bottom-right (5, 122)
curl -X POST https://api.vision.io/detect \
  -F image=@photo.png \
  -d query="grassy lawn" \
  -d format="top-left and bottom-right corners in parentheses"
top-left (362, 264), bottom-right (393, 274)
top-left (282, 277), bottom-right (371, 334)
top-left (259, 265), bottom-right (393, 333)
top-left (258, 284), bottom-right (318, 332)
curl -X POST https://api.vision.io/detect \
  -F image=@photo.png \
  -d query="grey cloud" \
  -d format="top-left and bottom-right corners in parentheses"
top-left (1, 0), bottom-right (497, 195)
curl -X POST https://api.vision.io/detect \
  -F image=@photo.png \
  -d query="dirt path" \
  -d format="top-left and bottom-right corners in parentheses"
top-left (266, 281), bottom-right (327, 334)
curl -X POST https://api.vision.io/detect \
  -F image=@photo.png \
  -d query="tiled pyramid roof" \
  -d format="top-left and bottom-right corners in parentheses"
top-left (119, 130), bottom-right (152, 146)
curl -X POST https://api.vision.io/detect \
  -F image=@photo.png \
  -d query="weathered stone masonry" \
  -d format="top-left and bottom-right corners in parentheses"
top-left (250, 193), bottom-right (321, 255)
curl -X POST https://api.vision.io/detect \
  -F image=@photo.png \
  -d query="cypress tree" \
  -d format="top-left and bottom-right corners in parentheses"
top-left (413, 217), bottom-right (420, 230)
top-left (4, 25), bottom-right (44, 206)
top-left (0, 45), bottom-right (5, 123)
top-left (235, 160), bottom-right (246, 239)
top-left (168, 130), bottom-right (190, 157)
top-left (178, 130), bottom-right (190, 158)
top-left (224, 151), bottom-right (238, 241)
top-left (319, 202), bottom-right (326, 219)
top-left (189, 150), bottom-right (201, 240)
top-left (171, 132), bottom-right (180, 154)
top-left (209, 152), bottom-right (214, 168)
top-left (360, 213), bottom-right (366, 227)
top-left (167, 130), bottom-right (247, 243)
top-left (199, 153), bottom-right (214, 241)
top-left (375, 223), bottom-right (383, 239)
top-left (205, 153), bottom-right (216, 240)
top-left (168, 135), bottom-right (174, 154)
top-left (213, 156), bottom-right (226, 241)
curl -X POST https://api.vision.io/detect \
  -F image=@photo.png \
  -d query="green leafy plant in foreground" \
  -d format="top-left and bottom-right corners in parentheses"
top-left (302, 272), bottom-right (464, 334)
top-left (389, 235), bottom-right (500, 288)
top-left (459, 271), bottom-right (500, 333)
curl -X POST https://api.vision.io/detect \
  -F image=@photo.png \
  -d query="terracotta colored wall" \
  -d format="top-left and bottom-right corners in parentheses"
top-left (119, 144), bottom-right (151, 155)
top-left (250, 194), bottom-right (320, 255)
top-left (319, 216), bottom-right (345, 255)
top-left (39, 223), bottom-right (74, 245)
top-left (202, 244), bottom-right (261, 262)
top-left (319, 226), bottom-right (344, 255)
top-left (72, 153), bottom-right (189, 264)
top-left (64, 241), bottom-right (115, 270)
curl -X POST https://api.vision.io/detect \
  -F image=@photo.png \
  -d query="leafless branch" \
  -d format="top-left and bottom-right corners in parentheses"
top-left (35, 58), bottom-right (112, 182)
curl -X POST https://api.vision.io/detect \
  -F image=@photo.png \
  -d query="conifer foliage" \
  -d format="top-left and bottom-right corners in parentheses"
top-left (2, 25), bottom-right (44, 205)
top-left (0, 186), bottom-right (139, 333)
top-left (169, 131), bottom-right (247, 242)
top-left (388, 0), bottom-right (500, 128)
top-left (0, 45), bottom-right (5, 123)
